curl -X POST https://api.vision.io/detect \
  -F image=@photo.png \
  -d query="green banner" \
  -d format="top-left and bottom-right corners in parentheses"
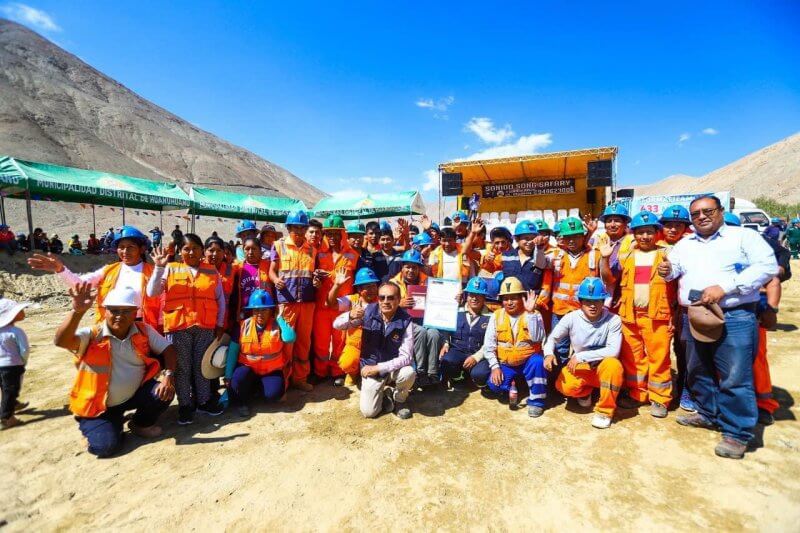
top-left (312, 191), bottom-right (425, 220)
top-left (190, 187), bottom-right (307, 222)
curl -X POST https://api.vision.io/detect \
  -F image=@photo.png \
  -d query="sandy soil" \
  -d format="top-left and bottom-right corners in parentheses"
top-left (1, 256), bottom-right (799, 532)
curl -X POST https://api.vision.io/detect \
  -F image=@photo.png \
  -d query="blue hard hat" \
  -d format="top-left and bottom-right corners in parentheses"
top-left (771, 217), bottom-right (782, 224)
top-left (792, 218), bottom-right (800, 225)
top-left (576, 277), bottom-right (610, 300)
top-left (429, 222), bottom-right (441, 232)
top-left (285, 210), bottom-right (310, 227)
top-left (723, 212), bottom-right (741, 226)
top-left (235, 220), bottom-right (258, 235)
top-left (353, 267), bottom-right (380, 287)
top-left (414, 232), bottom-right (434, 246)
top-left (629, 211), bottom-right (661, 230)
top-left (244, 289), bottom-right (276, 310)
top-left (451, 211), bottom-right (468, 224)
top-left (514, 219), bottom-right (539, 237)
top-left (400, 249), bottom-right (425, 266)
top-left (463, 276), bottom-right (489, 297)
top-left (599, 203), bottom-right (631, 222)
top-left (112, 225), bottom-right (147, 246)
top-left (659, 204), bottom-right (691, 224)
top-left (379, 221), bottom-right (392, 233)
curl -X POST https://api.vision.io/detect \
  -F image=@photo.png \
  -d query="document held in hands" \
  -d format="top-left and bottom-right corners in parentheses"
top-left (422, 278), bottom-right (460, 331)
top-left (407, 285), bottom-right (427, 319)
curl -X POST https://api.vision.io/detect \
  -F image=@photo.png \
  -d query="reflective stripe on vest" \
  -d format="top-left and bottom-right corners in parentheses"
top-left (494, 309), bottom-right (541, 366)
top-left (238, 317), bottom-right (285, 375)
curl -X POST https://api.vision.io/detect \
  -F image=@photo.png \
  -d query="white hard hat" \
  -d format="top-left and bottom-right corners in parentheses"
top-left (103, 286), bottom-right (140, 308)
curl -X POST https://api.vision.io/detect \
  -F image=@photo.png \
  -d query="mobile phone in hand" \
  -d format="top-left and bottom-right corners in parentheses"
top-left (688, 289), bottom-right (702, 302)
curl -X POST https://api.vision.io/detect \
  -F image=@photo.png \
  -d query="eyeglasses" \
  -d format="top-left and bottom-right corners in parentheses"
top-left (378, 295), bottom-right (397, 301)
top-left (107, 308), bottom-right (136, 316)
top-left (690, 207), bottom-right (719, 219)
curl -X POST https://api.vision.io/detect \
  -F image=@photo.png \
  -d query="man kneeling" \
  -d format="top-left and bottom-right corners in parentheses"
top-left (544, 277), bottom-right (623, 429)
top-left (334, 282), bottom-right (415, 419)
top-left (55, 283), bottom-right (176, 458)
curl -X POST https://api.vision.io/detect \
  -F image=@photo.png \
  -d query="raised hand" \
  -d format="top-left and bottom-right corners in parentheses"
top-left (595, 233), bottom-right (614, 258)
top-left (420, 214), bottom-right (432, 230)
top-left (583, 213), bottom-right (598, 234)
top-left (523, 289), bottom-right (537, 313)
top-left (471, 218), bottom-right (485, 235)
top-left (150, 246), bottom-right (170, 267)
top-left (333, 267), bottom-right (351, 286)
top-left (69, 282), bottom-right (96, 313)
top-left (27, 252), bottom-right (65, 273)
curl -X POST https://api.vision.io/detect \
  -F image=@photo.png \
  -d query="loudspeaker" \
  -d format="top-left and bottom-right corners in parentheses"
top-left (586, 189), bottom-right (597, 204)
top-left (616, 188), bottom-right (634, 199)
top-left (458, 196), bottom-right (469, 210)
top-left (441, 172), bottom-right (463, 196)
top-left (587, 160), bottom-right (612, 188)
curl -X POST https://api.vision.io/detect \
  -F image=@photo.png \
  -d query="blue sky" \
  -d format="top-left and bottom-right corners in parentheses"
top-left (2, 1), bottom-right (799, 202)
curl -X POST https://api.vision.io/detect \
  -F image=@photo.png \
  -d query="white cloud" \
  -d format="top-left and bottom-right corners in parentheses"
top-left (465, 117), bottom-right (515, 145)
top-left (1, 3), bottom-right (60, 32)
top-left (702, 127), bottom-right (719, 135)
top-left (463, 133), bottom-right (553, 161)
top-left (422, 170), bottom-right (439, 192)
top-left (331, 188), bottom-right (367, 199)
top-left (678, 132), bottom-right (691, 145)
top-left (415, 96), bottom-right (454, 120)
top-left (358, 176), bottom-right (393, 185)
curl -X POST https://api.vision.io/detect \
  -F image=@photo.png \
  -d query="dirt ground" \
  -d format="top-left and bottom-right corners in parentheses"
top-left (1, 255), bottom-right (799, 531)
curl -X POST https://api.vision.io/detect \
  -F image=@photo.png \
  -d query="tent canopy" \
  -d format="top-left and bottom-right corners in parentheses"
top-left (0, 156), bottom-right (190, 210)
top-left (189, 187), bottom-right (307, 222)
top-left (438, 147), bottom-right (618, 183)
top-left (312, 191), bottom-right (425, 220)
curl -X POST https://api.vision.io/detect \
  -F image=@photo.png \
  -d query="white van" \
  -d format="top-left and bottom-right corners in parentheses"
top-left (731, 197), bottom-right (770, 233)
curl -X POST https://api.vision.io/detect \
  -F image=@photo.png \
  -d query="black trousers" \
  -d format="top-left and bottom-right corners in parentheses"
top-left (0, 365), bottom-right (25, 419)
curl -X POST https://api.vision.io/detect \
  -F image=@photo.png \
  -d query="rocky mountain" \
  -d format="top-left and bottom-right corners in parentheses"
top-left (0, 18), bottom-right (325, 238)
top-left (631, 132), bottom-right (800, 202)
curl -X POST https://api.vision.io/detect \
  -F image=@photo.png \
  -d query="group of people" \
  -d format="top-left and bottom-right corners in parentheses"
top-left (0, 194), bottom-right (787, 462)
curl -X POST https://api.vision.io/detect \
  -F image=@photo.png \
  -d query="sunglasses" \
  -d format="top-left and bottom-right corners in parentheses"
top-left (107, 307), bottom-right (136, 316)
top-left (378, 295), bottom-right (397, 301)
top-left (690, 207), bottom-right (719, 219)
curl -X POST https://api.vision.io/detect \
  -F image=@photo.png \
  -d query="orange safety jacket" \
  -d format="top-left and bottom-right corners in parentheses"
top-left (69, 323), bottom-right (160, 418)
top-left (390, 271), bottom-right (428, 298)
top-left (274, 236), bottom-right (316, 304)
top-left (315, 239), bottom-right (359, 308)
top-left (493, 309), bottom-right (542, 366)
top-left (617, 246), bottom-right (674, 324)
top-left (163, 261), bottom-right (220, 333)
top-left (218, 261), bottom-right (238, 298)
top-left (540, 248), bottom-right (599, 316)
top-left (343, 294), bottom-right (364, 353)
top-left (430, 244), bottom-right (472, 281)
top-left (96, 262), bottom-right (161, 328)
top-left (238, 317), bottom-right (286, 375)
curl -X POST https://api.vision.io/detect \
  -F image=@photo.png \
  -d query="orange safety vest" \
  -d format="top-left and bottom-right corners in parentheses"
top-left (95, 262), bottom-right (161, 328)
top-left (238, 317), bottom-right (286, 375)
top-left (542, 248), bottom-right (599, 316)
top-left (389, 271), bottom-right (428, 298)
top-left (617, 246), bottom-right (674, 323)
top-left (431, 245), bottom-right (472, 281)
top-left (274, 236), bottom-right (316, 303)
top-left (68, 323), bottom-right (160, 418)
top-left (163, 261), bottom-right (220, 333)
top-left (315, 240), bottom-right (359, 307)
top-left (218, 261), bottom-right (238, 298)
top-left (479, 247), bottom-right (503, 274)
top-left (493, 309), bottom-right (542, 366)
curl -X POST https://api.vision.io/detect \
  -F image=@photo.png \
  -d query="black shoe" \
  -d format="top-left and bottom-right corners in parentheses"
top-left (676, 413), bottom-right (716, 430)
top-left (177, 406), bottom-right (195, 425)
top-left (758, 409), bottom-right (775, 426)
top-left (197, 401), bottom-right (224, 416)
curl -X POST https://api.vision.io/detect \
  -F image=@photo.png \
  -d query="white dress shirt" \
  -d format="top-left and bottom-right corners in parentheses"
top-left (666, 224), bottom-right (778, 307)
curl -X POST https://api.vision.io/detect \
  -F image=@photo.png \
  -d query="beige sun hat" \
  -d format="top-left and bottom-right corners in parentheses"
top-left (201, 333), bottom-right (231, 379)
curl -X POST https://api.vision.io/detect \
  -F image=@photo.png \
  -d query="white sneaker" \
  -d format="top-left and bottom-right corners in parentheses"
top-left (591, 413), bottom-right (612, 429)
top-left (577, 395), bottom-right (592, 408)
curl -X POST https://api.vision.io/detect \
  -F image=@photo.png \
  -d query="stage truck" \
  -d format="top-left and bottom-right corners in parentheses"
top-left (438, 147), bottom-right (618, 224)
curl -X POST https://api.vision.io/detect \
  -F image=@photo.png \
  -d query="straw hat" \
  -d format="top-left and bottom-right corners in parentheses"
top-left (201, 333), bottom-right (231, 379)
top-left (0, 298), bottom-right (31, 328)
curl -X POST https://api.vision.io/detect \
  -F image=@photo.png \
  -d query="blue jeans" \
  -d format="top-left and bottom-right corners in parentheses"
top-left (230, 365), bottom-right (284, 405)
top-left (470, 359), bottom-right (491, 387)
top-left (76, 379), bottom-right (170, 458)
top-left (685, 308), bottom-right (758, 443)
top-left (551, 314), bottom-right (571, 364)
top-left (487, 354), bottom-right (547, 407)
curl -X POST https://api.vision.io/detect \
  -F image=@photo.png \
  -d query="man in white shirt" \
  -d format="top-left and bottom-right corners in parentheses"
top-left (659, 195), bottom-right (778, 459)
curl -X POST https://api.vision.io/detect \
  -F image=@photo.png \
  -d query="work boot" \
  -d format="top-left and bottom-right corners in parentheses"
top-left (676, 412), bottom-right (716, 430)
top-left (382, 388), bottom-right (395, 415)
top-left (577, 395), bottom-right (593, 408)
top-left (0, 415), bottom-right (22, 430)
top-left (14, 400), bottom-right (29, 412)
top-left (128, 421), bottom-right (162, 438)
top-left (177, 406), bottom-right (195, 426)
top-left (528, 405), bottom-right (544, 418)
top-left (758, 409), bottom-right (775, 426)
top-left (236, 405), bottom-right (251, 418)
top-left (333, 377), bottom-right (346, 387)
top-left (616, 395), bottom-right (643, 410)
top-left (394, 405), bottom-right (412, 420)
top-left (714, 437), bottom-right (747, 459)
top-left (291, 379), bottom-right (314, 392)
top-left (197, 401), bottom-right (224, 416)
top-left (650, 401), bottom-right (668, 419)
top-left (679, 390), bottom-right (697, 413)
top-left (591, 413), bottom-right (612, 429)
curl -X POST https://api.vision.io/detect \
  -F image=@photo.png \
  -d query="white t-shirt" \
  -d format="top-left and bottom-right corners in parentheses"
top-left (429, 249), bottom-right (461, 279)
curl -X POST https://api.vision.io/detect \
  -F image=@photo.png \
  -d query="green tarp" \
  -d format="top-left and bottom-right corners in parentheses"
top-left (312, 191), bottom-right (425, 220)
top-left (0, 156), bottom-right (190, 210)
top-left (189, 187), bottom-right (307, 222)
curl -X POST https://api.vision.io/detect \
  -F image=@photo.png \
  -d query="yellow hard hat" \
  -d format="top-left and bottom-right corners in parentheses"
top-left (498, 276), bottom-right (526, 297)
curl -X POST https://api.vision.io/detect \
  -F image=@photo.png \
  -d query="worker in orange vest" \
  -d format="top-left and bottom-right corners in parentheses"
top-left (269, 210), bottom-right (321, 392)
top-left (428, 227), bottom-right (475, 285)
top-left (479, 227), bottom-right (512, 275)
top-left (54, 283), bottom-right (176, 458)
top-left (330, 267), bottom-right (381, 386)
top-left (601, 211), bottom-right (674, 418)
top-left (539, 217), bottom-right (600, 363)
top-left (228, 290), bottom-right (296, 417)
top-left (313, 215), bottom-right (360, 383)
top-left (147, 234), bottom-right (226, 425)
top-left (28, 225), bottom-right (162, 328)
top-left (592, 204), bottom-right (634, 292)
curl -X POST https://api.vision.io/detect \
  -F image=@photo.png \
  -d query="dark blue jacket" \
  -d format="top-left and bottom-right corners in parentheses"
top-left (501, 249), bottom-right (544, 291)
top-left (360, 303), bottom-right (412, 368)
top-left (448, 311), bottom-right (489, 355)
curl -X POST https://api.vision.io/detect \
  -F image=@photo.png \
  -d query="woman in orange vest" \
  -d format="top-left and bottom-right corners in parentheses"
top-left (54, 283), bottom-right (176, 458)
top-left (600, 211), bottom-right (674, 419)
top-left (229, 290), bottom-right (295, 417)
top-left (147, 233), bottom-right (227, 425)
top-left (27, 225), bottom-right (162, 328)
top-left (204, 236), bottom-right (238, 318)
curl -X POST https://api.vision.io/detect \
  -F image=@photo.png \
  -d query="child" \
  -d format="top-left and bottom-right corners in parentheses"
top-left (0, 298), bottom-right (31, 429)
